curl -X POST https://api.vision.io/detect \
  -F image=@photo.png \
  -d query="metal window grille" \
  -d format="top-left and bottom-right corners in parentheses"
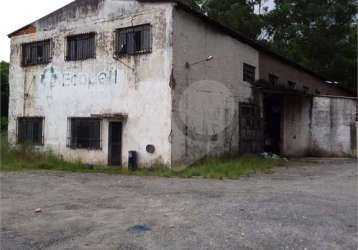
top-left (243, 63), bottom-right (256, 83)
top-left (66, 33), bottom-right (96, 61)
top-left (67, 118), bottom-right (101, 150)
top-left (269, 74), bottom-right (279, 86)
top-left (239, 103), bottom-right (263, 154)
top-left (288, 81), bottom-right (297, 89)
top-left (22, 40), bottom-right (52, 66)
top-left (115, 24), bottom-right (152, 56)
top-left (17, 117), bottom-right (44, 145)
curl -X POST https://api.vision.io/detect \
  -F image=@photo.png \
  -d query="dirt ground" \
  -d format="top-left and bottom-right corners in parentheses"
top-left (1, 160), bottom-right (357, 250)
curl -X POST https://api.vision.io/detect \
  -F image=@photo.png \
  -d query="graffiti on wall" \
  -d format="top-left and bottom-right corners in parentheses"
top-left (40, 66), bottom-right (121, 89)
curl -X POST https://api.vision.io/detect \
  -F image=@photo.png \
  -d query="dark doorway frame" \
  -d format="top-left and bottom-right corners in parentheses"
top-left (108, 122), bottom-right (123, 166)
top-left (263, 94), bottom-right (284, 154)
top-left (239, 102), bottom-right (263, 154)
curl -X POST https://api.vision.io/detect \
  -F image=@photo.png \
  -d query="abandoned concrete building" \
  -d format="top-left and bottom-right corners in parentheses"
top-left (8, 0), bottom-right (357, 166)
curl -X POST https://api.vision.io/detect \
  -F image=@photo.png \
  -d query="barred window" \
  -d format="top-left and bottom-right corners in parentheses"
top-left (115, 24), bottom-right (152, 56)
top-left (66, 33), bottom-right (96, 61)
top-left (22, 40), bottom-right (52, 66)
top-left (68, 118), bottom-right (101, 150)
top-left (17, 117), bottom-right (44, 145)
top-left (288, 81), bottom-right (297, 89)
top-left (243, 63), bottom-right (256, 83)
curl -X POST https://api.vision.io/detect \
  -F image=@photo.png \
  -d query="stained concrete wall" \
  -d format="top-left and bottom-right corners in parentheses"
top-left (8, 0), bottom-right (174, 166)
top-left (172, 7), bottom-right (259, 164)
top-left (282, 96), bottom-right (312, 156)
top-left (281, 96), bottom-right (357, 157)
top-left (310, 97), bottom-right (357, 157)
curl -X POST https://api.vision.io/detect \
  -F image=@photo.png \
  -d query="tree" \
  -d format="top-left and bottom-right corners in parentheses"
top-left (1, 61), bottom-right (9, 131)
top-left (192, 0), bottom-right (357, 91)
top-left (193, 0), bottom-right (267, 39)
top-left (264, 0), bottom-right (357, 91)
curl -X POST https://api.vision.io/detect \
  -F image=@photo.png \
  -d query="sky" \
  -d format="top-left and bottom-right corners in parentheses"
top-left (0, 0), bottom-right (73, 61)
top-left (0, 0), bottom-right (274, 62)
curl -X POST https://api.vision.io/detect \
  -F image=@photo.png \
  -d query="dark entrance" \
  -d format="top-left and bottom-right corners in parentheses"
top-left (263, 94), bottom-right (283, 154)
top-left (108, 122), bottom-right (122, 166)
top-left (239, 103), bottom-right (263, 154)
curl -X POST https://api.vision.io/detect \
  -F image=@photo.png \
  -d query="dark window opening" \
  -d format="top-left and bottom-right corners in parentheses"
top-left (315, 89), bottom-right (321, 95)
top-left (22, 40), bottom-right (52, 66)
top-left (68, 118), bottom-right (101, 150)
top-left (243, 63), bottom-right (256, 83)
top-left (269, 74), bottom-right (279, 86)
top-left (303, 86), bottom-right (309, 94)
top-left (115, 24), bottom-right (152, 56)
top-left (17, 117), bottom-right (44, 145)
top-left (288, 81), bottom-right (296, 89)
top-left (66, 33), bottom-right (96, 61)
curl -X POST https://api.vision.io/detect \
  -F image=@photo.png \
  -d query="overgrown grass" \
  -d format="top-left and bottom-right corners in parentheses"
top-left (0, 135), bottom-right (286, 179)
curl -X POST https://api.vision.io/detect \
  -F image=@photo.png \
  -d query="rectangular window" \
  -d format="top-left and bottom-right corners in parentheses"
top-left (269, 74), bottom-right (279, 86)
top-left (17, 117), bottom-right (44, 145)
top-left (115, 24), bottom-right (152, 56)
top-left (243, 63), bottom-right (256, 83)
top-left (303, 86), bottom-right (309, 94)
top-left (68, 118), bottom-right (101, 150)
top-left (288, 81), bottom-right (296, 89)
top-left (22, 40), bottom-right (52, 66)
top-left (66, 33), bottom-right (96, 61)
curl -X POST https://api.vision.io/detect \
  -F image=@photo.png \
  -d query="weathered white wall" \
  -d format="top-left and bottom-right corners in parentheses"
top-left (310, 97), bottom-right (357, 157)
top-left (8, 0), bottom-right (174, 166)
top-left (282, 96), bottom-right (311, 156)
top-left (172, 8), bottom-right (259, 164)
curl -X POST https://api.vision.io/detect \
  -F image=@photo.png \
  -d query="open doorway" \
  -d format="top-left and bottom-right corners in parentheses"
top-left (263, 94), bottom-right (283, 154)
top-left (108, 122), bottom-right (122, 166)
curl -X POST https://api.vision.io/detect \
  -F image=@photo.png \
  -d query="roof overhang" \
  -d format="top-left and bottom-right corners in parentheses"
top-left (253, 79), bottom-right (314, 97)
top-left (91, 113), bottom-right (128, 120)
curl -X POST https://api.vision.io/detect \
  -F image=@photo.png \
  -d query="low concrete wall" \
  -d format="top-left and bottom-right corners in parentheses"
top-left (310, 97), bottom-right (357, 157)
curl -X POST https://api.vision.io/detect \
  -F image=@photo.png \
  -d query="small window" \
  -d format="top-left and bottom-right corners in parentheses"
top-left (17, 117), bottom-right (44, 145)
top-left (303, 86), bottom-right (309, 94)
top-left (22, 40), bottom-right (52, 66)
top-left (66, 33), bottom-right (96, 61)
top-left (269, 74), bottom-right (279, 86)
top-left (68, 118), bottom-right (101, 150)
top-left (243, 63), bottom-right (256, 83)
top-left (288, 81), bottom-right (296, 89)
top-left (115, 24), bottom-right (152, 56)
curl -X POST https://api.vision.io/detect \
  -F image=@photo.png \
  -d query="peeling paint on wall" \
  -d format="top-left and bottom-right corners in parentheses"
top-left (8, 0), bottom-right (174, 166)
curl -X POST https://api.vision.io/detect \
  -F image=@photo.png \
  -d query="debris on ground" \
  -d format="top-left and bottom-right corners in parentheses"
top-left (260, 152), bottom-right (288, 161)
top-left (84, 164), bottom-right (95, 169)
top-left (128, 224), bottom-right (151, 234)
top-left (35, 208), bottom-right (42, 213)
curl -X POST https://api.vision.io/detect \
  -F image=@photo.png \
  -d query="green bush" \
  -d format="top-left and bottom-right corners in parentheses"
top-left (0, 136), bottom-right (286, 179)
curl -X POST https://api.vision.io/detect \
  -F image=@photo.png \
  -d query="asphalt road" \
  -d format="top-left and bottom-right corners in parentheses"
top-left (1, 160), bottom-right (357, 250)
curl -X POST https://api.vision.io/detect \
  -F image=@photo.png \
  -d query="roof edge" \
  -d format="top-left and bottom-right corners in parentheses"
top-left (170, 1), bottom-right (355, 95)
top-left (7, 0), bottom-right (355, 96)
